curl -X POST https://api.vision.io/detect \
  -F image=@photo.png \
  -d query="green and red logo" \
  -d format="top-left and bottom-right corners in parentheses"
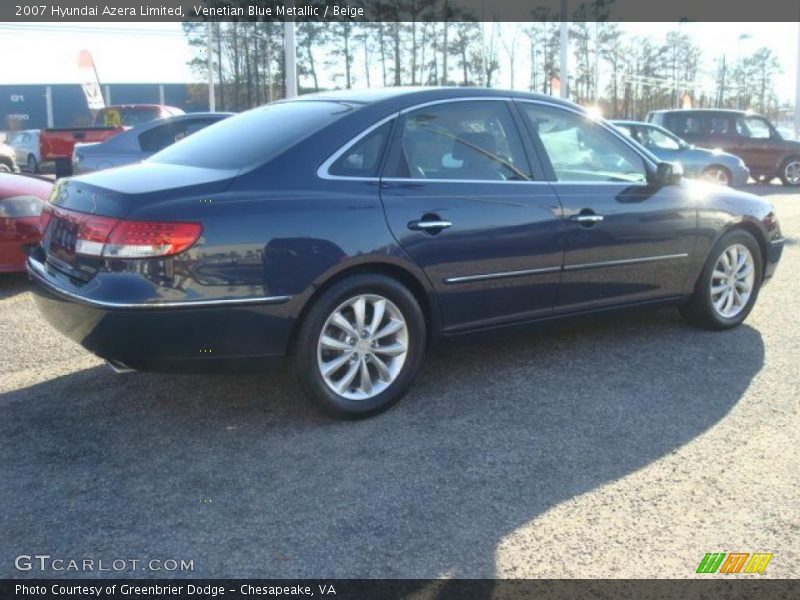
top-left (696, 552), bottom-right (773, 574)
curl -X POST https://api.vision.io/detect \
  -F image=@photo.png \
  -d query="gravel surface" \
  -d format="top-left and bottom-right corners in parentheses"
top-left (1, 185), bottom-right (798, 579)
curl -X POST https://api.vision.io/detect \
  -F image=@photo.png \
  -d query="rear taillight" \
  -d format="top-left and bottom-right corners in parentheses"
top-left (104, 221), bottom-right (203, 258)
top-left (47, 206), bottom-right (202, 259)
top-left (75, 215), bottom-right (118, 256)
top-left (39, 204), bottom-right (53, 234)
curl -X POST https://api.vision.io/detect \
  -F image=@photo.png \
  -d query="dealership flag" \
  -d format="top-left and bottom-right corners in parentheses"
top-left (78, 49), bottom-right (106, 110)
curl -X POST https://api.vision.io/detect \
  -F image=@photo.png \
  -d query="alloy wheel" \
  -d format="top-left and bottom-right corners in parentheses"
top-left (703, 167), bottom-right (731, 186)
top-left (710, 243), bottom-right (755, 319)
top-left (783, 160), bottom-right (800, 185)
top-left (316, 294), bottom-right (409, 400)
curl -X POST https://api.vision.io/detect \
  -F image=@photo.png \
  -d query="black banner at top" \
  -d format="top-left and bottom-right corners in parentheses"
top-left (4, 0), bottom-right (800, 22)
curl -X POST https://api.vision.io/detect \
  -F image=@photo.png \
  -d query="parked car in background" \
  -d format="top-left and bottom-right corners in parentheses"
top-left (612, 120), bottom-right (749, 186)
top-left (28, 88), bottom-right (783, 418)
top-left (648, 109), bottom-right (800, 186)
top-left (0, 141), bottom-right (19, 173)
top-left (1, 173), bottom-right (52, 272)
top-left (41, 104), bottom-right (185, 178)
top-left (73, 112), bottom-right (232, 175)
top-left (5, 130), bottom-right (41, 173)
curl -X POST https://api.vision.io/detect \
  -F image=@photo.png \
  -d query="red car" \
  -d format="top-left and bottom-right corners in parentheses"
top-left (0, 173), bottom-right (53, 272)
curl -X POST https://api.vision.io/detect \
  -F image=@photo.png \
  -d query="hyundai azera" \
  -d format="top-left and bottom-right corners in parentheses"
top-left (28, 88), bottom-right (784, 417)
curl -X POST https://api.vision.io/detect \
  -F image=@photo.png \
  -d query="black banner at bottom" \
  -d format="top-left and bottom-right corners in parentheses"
top-left (2, 579), bottom-right (798, 600)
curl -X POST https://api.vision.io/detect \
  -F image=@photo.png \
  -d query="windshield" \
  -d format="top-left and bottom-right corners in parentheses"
top-left (149, 100), bottom-right (357, 170)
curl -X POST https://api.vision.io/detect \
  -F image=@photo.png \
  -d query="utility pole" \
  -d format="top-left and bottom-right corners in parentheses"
top-left (795, 21), bottom-right (800, 139)
top-left (206, 21), bottom-right (215, 112)
top-left (559, 0), bottom-right (569, 99)
top-left (284, 21), bottom-right (298, 98)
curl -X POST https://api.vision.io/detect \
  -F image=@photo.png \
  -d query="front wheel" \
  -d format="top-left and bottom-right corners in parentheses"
top-left (26, 154), bottom-right (39, 173)
top-left (680, 230), bottom-right (763, 330)
top-left (702, 165), bottom-right (732, 186)
top-left (779, 156), bottom-right (800, 186)
top-left (292, 274), bottom-right (426, 419)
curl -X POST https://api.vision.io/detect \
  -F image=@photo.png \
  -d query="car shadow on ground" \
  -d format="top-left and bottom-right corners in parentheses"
top-left (0, 273), bottom-right (30, 301)
top-left (0, 308), bottom-right (764, 581)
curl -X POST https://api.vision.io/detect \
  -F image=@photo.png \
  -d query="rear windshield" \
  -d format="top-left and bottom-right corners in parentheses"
top-left (149, 101), bottom-right (358, 170)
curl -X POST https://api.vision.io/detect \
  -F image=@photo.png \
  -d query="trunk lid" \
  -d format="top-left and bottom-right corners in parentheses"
top-left (41, 161), bottom-right (237, 280)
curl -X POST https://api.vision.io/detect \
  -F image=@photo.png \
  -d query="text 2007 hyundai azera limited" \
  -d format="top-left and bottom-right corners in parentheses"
top-left (28, 88), bottom-right (784, 418)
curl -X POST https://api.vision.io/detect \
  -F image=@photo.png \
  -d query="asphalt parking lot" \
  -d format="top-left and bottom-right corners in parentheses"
top-left (1, 184), bottom-right (798, 579)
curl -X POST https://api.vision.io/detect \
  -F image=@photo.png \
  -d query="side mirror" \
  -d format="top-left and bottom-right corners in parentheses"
top-left (652, 161), bottom-right (683, 186)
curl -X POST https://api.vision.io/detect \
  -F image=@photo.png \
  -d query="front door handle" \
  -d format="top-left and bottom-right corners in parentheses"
top-left (569, 214), bottom-right (604, 224)
top-left (569, 209), bottom-right (604, 227)
top-left (408, 217), bottom-right (452, 233)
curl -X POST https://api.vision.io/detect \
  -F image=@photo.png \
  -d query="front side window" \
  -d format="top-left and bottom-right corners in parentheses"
top-left (736, 116), bottom-right (772, 139)
top-left (328, 120), bottom-right (392, 178)
top-left (387, 101), bottom-right (531, 181)
top-left (521, 104), bottom-right (647, 183)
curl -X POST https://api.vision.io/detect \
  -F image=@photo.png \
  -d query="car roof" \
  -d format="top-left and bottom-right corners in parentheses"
top-left (287, 86), bottom-right (579, 110)
top-left (652, 109), bottom-right (748, 116)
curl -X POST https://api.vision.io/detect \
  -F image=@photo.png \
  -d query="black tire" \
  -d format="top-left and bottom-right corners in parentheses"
top-left (292, 274), bottom-right (426, 419)
top-left (778, 155), bottom-right (800, 186)
top-left (54, 157), bottom-right (72, 179)
top-left (26, 154), bottom-right (39, 173)
top-left (680, 229), bottom-right (763, 330)
top-left (702, 165), bottom-right (732, 186)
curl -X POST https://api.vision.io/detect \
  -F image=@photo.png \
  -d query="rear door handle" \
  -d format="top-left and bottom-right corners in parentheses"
top-left (569, 214), bottom-right (604, 224)
top-left (408, 219), bottom-right (452, 232)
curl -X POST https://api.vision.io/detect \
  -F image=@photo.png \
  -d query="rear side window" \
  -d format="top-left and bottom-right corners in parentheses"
top-left (665, 114), bottom-right (706, 137)
top-left (139, 119), bottom-right (220, 153)
top-left (386, 100), bottom-right (531, 181)
top-left (328, 120), bottom-right (393, 178)
top-left (150, 101), bottom-right (356, 170)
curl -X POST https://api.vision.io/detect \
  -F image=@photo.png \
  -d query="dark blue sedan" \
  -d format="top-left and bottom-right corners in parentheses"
top-left (28, 88), bottom-right (784, 418)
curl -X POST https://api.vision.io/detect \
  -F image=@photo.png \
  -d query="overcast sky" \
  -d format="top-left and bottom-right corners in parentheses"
top-left (0, 22), bottom-right (796, 103)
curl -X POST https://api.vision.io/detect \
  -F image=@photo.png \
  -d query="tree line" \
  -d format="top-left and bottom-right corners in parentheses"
top-left (183, 5), bottom-right (784, 120)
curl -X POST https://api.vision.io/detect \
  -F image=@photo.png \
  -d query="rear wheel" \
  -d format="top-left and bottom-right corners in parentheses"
top-left (0, 161), bottom-right (11, 173)
top-left (680, 230), bottom-right (762, 330)
top-left (702, 165), bottom-right (732, 186)
top-left (292, 274), bottom-right (426, 419)
top-left (779, 156), bottom-right (800, 186)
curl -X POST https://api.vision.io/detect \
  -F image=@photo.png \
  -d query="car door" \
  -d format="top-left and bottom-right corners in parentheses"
top-left (516, 100), bottom-right (696, 312)
top-left (379, 99), bottom-right (564, 332)
top-left (732, 115), bottom-right (777, 173)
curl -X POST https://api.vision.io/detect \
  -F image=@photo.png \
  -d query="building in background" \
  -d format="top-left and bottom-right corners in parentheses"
top-left (0, 83), bottom-right (210, 131)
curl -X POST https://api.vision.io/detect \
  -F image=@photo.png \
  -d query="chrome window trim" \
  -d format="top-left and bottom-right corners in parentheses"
top-left (446, 254), bottom-right (689, 284)
top-left (27, 258), bottom-right (292, 310)
top-left (318, 96), bottom-right (518, 182)
top-left (317, 94), bottom-right (658, 184)
top-left (564, 253), bottom-right (689, 272)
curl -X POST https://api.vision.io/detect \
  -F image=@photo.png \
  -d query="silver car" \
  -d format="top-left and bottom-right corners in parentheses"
top-left (5, 130), bottom-right (40, 172)
top-left (72, 112), bottom-right (232, 175)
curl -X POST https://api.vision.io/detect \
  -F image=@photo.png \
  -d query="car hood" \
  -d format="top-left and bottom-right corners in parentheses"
top-left (683, 146), bottom-right (742, 165)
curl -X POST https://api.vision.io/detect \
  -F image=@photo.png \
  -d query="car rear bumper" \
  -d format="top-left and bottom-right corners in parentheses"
top-left (27, 257), bottom-right (294, 372)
